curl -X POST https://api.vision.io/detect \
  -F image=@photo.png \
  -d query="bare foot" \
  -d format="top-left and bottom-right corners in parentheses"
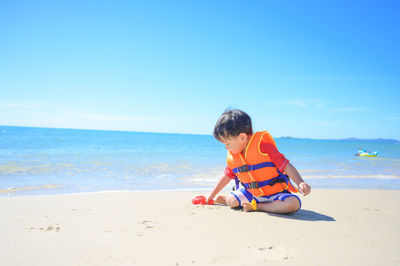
top-left (215, 195), bottom-right (227, 205)
top-left (242, 202), bottom-right (255, 212)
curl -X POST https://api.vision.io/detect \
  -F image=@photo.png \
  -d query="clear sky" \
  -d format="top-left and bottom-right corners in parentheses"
top-left (1, 0), bottom-right (399, 139)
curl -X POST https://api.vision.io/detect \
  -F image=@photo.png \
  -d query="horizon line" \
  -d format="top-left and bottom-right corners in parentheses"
top-left (1, 124), bottom-right (399, 142)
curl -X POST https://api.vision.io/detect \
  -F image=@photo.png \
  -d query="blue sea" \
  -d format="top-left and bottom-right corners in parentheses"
top-left (1, 126), bottom-right (400, 196)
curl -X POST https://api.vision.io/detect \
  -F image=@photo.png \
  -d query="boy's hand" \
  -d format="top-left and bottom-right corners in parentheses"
top-left (298, 182), bottom-right (311, 196)
top-left (206, 196), bottom-right (214, 204)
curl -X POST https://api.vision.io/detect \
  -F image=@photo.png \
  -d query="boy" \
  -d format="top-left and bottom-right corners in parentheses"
top-left (207, 109), bottom-right (311, 213)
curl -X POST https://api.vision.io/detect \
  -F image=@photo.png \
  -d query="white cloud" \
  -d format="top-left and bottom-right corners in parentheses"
top-left (0, 104), bottom-right (170, 132)
top-left (307, 120), bottom-right (340, 126)
top-left (284, 100), bottom-right (307, 107)
top-left (80, 113), bottom-right (166, 122)
top-left (329, 107), bottom-right (364, 113)
top-left (283, 99), bottom-right (324, 108)
top-left (0, 102), bottom-right (41, 109)
top-left (387, 116), bottom-right (400, 120)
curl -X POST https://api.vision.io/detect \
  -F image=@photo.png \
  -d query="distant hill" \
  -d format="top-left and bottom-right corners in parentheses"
top-left (341, 137), bottom-right (400, 144)
top-left (278, 136), bottom-right (400, 143)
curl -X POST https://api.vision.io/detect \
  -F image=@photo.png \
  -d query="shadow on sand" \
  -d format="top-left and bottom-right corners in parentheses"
top-left (230, 206), bottom-right (335, 222)
top-left (269, 209), bottom-right (336, 222)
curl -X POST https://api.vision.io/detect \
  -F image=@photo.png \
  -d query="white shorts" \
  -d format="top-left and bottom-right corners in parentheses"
top-left (231, 187), bottom-right (301, 208)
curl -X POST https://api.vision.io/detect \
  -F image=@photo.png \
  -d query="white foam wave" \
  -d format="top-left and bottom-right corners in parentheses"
top-left (304, 174), bottom-right (400, 179)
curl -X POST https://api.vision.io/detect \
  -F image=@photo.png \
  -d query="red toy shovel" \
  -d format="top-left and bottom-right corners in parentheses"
top-left (192, 195), bottom-right (214, 205)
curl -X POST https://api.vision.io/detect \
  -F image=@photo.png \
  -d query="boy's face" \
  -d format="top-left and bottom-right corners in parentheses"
top-left (220, 133), bottom-right (249, 155)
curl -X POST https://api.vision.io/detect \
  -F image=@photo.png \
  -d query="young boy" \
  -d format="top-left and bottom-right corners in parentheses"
top-left (207, 109), bottom-right (311, 213)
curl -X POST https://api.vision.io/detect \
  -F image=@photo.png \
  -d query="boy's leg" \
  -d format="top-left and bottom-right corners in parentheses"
top-left (228, 187), bottom-right (254, 208)
top-left (215, 195), bottom-right (227, 205)
top-left (242, 196), bottom-right (300, 214)
top-left (225, 194), bottom-right (240, 208)
top-left (227, 188), bottom-right (301, 213)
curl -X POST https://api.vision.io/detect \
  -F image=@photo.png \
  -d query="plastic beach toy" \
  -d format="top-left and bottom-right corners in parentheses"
top-left (192, 195), bottom-right (214, 205)
top-left (250, 199), bottom-right (257, 211)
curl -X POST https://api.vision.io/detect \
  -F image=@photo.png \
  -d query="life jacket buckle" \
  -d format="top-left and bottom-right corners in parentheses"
top-left (238, 165), bottom-right (249, 173)
top-left (248, 182), bottom-right (259, 189)
top-left (269, 177), bottom-right (285, 186)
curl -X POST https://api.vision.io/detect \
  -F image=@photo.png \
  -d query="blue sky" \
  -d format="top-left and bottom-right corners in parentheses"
top-left (1, 0), bottom-right (399, 139)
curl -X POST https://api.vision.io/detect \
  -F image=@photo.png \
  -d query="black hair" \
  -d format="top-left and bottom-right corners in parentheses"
top-left (213, 109), bottom-right (253, 141)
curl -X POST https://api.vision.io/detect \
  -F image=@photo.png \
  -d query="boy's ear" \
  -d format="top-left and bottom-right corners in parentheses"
top-left (239, 133), bottom-right (249, 142)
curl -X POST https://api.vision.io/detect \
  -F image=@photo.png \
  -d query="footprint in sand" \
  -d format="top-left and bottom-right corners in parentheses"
top-left (137, 220), bottom-right (158, 236)
top-left (250, 245), bottom-right (293, 261)
top-left (71, 208), bottom-right (91, 212)
top-left (138, 220), bottom-right (156, 229)
top-left (27, 224), bottom-right (61, 232)
top-left (258, 246), bottom-right (274, 251)
top-left (364, 207), bottom-right (382, 212)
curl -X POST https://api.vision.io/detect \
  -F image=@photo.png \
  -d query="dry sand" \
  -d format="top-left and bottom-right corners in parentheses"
top-left (0, 189), bottom-right (399, 265)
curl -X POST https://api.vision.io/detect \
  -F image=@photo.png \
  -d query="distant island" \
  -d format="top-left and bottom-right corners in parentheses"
top-left (279, 136), bottom-right (399, 144)
top-left (341, 138), bottom-right (400, 144)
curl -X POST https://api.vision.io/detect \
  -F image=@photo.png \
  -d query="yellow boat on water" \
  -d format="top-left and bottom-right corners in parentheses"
top-left (355, 149), bottom-right (378, 157)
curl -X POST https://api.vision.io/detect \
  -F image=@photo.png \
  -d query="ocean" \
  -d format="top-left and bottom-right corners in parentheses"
top-left (1, 126), bottom-right (400, 196)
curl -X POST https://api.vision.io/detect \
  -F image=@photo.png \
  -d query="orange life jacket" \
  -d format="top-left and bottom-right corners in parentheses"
top-left (227, 131), bottom-right (298, 197)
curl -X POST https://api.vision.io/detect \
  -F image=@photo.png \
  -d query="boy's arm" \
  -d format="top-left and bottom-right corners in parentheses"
top-left (284, 162), bottom-right (311, 196)
top-left (207, 174), bottom-right (231, 201)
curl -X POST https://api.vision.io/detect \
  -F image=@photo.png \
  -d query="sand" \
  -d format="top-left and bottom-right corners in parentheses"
top-left (0, 189), bottom-right (399, 266)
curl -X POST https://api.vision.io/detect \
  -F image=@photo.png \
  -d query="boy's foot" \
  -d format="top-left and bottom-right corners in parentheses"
top-left (215, 195), bottom-right (227, 205)
top-left (242, 202), bottom-right (255, 212)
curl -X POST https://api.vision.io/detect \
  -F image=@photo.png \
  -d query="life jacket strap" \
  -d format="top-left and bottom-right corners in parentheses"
top-left (242, 175), bottom-right (287, 190)
top-left (234, 176), bottom-right (241, 191)
top-left (232, 162), bottom-right (275, 174)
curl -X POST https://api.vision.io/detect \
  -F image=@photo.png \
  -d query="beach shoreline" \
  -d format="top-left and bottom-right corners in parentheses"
top-left (1, 189), bottom-right (399, 265)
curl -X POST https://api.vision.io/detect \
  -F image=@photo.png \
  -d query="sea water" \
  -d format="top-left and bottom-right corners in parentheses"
top-left (1, 126), bottom-right (399, 196)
